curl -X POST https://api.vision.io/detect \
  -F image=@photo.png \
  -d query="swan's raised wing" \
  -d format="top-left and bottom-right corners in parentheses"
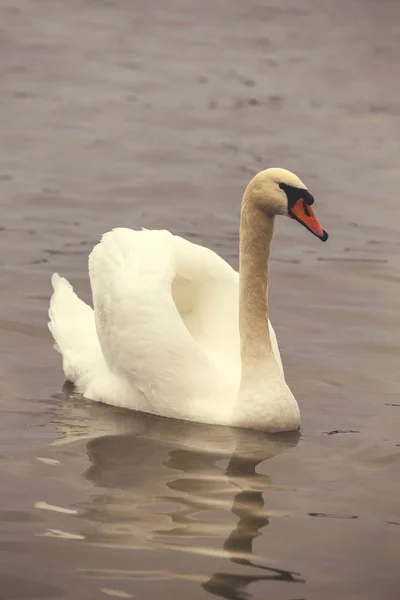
top-left (88, 228), bottom-right (231, 418)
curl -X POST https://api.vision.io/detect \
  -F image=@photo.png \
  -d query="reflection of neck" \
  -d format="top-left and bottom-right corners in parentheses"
top-left (239, 193), bottom-right (274, 370)
top-left (224, 453), bottom-right (269, 563)
top-left (202, 441), bottom-right (305, 598)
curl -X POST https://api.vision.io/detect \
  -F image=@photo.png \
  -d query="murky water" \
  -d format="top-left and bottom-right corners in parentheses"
top-left (1, 0), bottom-right (399, 598)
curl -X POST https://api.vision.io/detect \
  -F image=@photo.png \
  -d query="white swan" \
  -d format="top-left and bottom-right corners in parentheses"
top-left (48, 168), bottom-right (328, 432)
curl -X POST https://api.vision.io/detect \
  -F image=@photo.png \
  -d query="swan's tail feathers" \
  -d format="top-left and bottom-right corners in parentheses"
top-left (48, 273), bottom-right (102, 383)
top-left (48, 273), bottom-right (73, 353)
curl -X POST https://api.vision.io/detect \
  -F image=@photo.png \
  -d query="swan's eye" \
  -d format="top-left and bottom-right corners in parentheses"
top-left (279, 183), bottom-right (315, 210)
top-left (279, 182), bottom-right (304, 207)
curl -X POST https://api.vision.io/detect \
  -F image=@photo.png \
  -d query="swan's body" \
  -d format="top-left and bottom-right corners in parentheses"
top-left (49, 168), bottom-right (328, 432)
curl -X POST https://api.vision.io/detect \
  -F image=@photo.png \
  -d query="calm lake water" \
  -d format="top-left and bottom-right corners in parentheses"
top-left (0, 0), bottom-right (399, 598)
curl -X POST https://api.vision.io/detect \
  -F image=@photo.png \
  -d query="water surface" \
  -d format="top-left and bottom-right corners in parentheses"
top-left (0, 0), bottom-right (399, 598)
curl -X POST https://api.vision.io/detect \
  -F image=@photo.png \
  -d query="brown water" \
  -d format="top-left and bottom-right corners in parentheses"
top-left (1, 0), bottom-right (399, 598)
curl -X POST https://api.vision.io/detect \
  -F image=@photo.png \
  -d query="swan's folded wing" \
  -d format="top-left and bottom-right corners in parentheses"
top-left (88, 228), bottom-right (225, 416)
top-left (170, 234), bottom-right (241, 371)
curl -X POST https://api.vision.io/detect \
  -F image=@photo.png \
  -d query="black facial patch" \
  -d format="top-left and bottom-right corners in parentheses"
top-left (279, 182), bottom-right (314, 209)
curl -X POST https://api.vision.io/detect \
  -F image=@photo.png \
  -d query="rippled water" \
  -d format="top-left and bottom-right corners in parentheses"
top-left (1, 0), bottom-right (399, 598)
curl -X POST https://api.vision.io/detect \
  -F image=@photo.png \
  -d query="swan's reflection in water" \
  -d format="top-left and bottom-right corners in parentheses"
top-left (76, 407), bottom-right (304, 599)
top-left (203, 449), bottom-right (304, 599)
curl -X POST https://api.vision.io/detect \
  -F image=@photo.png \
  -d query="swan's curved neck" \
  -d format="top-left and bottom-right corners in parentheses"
top-left (239, 192), bottom-right (274, 368)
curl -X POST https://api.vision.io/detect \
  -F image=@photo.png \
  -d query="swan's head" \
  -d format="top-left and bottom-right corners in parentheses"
top-left (247, 167), bottom-right (328, 242)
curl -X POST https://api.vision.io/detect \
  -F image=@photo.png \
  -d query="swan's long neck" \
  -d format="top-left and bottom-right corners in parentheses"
top-left (239, 192), bottom-right (275, 370)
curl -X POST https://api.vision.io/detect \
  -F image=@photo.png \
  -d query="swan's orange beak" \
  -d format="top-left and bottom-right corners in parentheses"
top-left (289, 198), bottom-right (328, 242)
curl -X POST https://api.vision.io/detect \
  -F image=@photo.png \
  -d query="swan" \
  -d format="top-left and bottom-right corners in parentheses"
top-left (48, 168), bottom-right (328, 432)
